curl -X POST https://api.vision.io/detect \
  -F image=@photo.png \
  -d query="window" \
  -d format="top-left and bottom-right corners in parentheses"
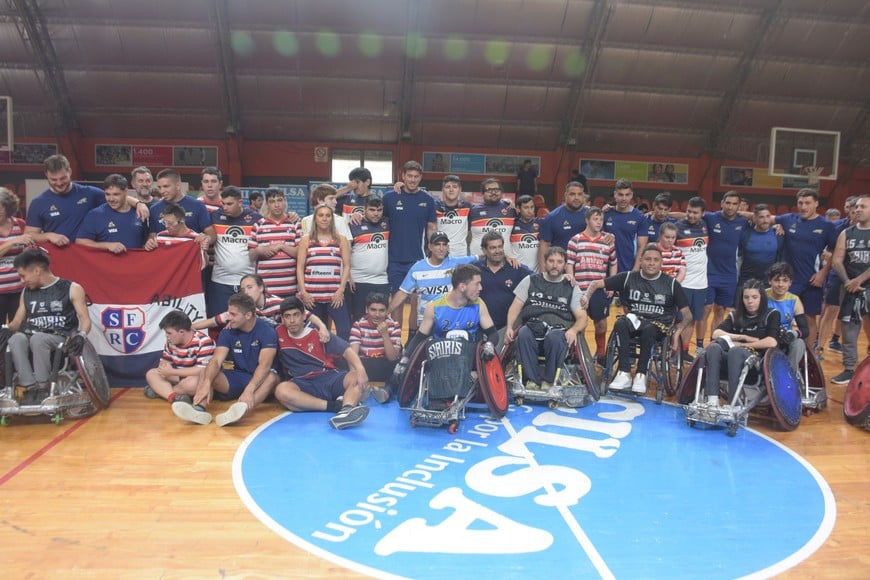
top-left (331, 149), bottom-right (393, 184)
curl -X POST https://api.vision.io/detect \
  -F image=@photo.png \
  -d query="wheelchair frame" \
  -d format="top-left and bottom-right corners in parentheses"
top-left (398, 338), bottom-right (508, 433)
top-left (796, 345), bottom-right (826, 415)
top-left (501, 332), bottom-right (599, 409)
top-left (0, 335), bottom-right (111, 425)
top-left (679, 348), bottom-right (802, 436)
top-left (601, 321), bottom-right (683, 403)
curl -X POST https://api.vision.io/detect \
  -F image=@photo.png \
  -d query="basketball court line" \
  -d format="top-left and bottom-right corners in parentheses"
top-left (0, 388), bottom-right (129, 487)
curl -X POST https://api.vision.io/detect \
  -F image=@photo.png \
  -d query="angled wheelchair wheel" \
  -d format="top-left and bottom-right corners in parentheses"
top-left (601, 332), bottom-right (619, 395)
top-left (398, 339), bottom-right (428, 407)
top-left (663, 332), bottom-right (684, 397)
top-left (762, 349), bottom-right (802, 431)
top-left (76, 339), bottom-right (110, 410)
top-left (801, 347), bottom-right (826, 396)
top-left (574, 335), bottom-right (600, 401)
top-left (844, 356), bottom-right (870, 427)
top-left (677, 356), bottom-right (704, 405)
top-left (0, 327), bottom-right (12, 388)
top-left (476, 343), bottom-right (509, 419)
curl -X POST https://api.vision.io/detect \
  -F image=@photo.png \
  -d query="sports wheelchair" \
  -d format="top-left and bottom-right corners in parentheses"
top-left (0, 330), bottom-right (110, 425)
top-left (396, 332), bottom-right (508, 433)
top-left (779, 332), bottom-right (826, 415)
top-left (678, 347), bottom-right (801, 436)
top-left (500, 331), bottom-right (599, 409)
top-left (844, 356), bottom-right (870, 431)
top-left (600, 316), bottom-right (684, 403)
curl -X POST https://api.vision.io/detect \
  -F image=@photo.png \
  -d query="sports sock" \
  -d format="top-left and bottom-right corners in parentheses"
top-left (326, 399), bottom-right (342, 413)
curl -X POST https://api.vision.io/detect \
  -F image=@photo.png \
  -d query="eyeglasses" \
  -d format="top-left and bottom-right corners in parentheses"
top-left (484, 188), bottom-right (502, 193)
top-left (163, 220), bottom-right (180, 228)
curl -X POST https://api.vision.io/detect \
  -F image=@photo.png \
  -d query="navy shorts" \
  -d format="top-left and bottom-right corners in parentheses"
top-left (388, 261), bottom-right (414, 294)
top-left (797, 285), bottom-right (824, 316)
top-left (683, 288), bottom-right (706, 322)
top-left (294, 370), bottom-right (348, 401)
top-left (216, 369), bottom-right (251, 401)
top-left (706, 279), bottom-right (737, 308)
top-left (825, 276), bottom-right (843, 307)
top-left (586, 288), bottom-right (612, 322)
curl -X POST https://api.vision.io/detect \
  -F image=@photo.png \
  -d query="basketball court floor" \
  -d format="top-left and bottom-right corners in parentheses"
top-left (0, 322), bottom-right (867, 578)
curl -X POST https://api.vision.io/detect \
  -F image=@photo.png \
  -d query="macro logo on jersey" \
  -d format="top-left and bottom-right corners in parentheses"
top-left (354, 231), bottom-right (388, 248)
top-left (100, 307), bottom-right (146, 354)
top-left (235, 399), bottom-right (834, 578)
top-left (217, 225), bottom-right (250, 243)
top-left (511, 232), bottom-right (539, 247)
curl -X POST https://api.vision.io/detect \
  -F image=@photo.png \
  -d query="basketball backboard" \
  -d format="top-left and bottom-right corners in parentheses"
top-left (769, 127), bottom-right (839, 181)
top-left (0, 97), bottom-right (11, 152)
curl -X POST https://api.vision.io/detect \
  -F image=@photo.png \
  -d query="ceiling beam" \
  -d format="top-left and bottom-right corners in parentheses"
top-left (10, 0), bottom-right (79, 135)
top-left (705, 0), bottom-right (784, 156)
top-left (561, 0), bottom-right (614, 148)
top-left (211, 0), bottom-right (243, 136)
top-left (396, 0), bottom-right (421, 141)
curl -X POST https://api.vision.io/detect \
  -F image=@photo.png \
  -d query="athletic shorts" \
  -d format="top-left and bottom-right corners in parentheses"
top-left (683, 288), bottom-right (706, 322)
top-left (586, 288), bottom-right (612, 322)
top-left (798, 285), bottom-right (824, 316)
top-left (706, 278), bottom-right (737, 309)
top-left (387, 261), bottom-right (414, 294)
top-left (294, 369), bottom-right (348, 401)
top-left (825, 276), bottom-right (843, 307)
top-left (216, 369), bottom-right (252, 401)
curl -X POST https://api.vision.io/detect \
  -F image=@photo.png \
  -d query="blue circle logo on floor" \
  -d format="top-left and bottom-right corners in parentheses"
top-left (233, 398), bottom-right (835, 579)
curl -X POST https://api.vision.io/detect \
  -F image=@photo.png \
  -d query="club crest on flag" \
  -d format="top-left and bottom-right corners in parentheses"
top-left (101, 306), bottom-right (147, 354)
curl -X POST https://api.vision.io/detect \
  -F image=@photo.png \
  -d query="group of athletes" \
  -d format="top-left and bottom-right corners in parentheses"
top-left (2, 154), bottom-right (867, 429)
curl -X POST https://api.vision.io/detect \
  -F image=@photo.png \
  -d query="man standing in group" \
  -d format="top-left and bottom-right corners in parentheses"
top-left (130, 166), bottom-right (156, 206)
top-left (76, 174), bottom-right (149, 253)
top-left (516, 159), bottom-right (538, 197)
top-left (567, 207), bottom-right (617, 365)
top-left (702, 190), bottom-right (750, 334)
top-left (738, 203), bottom-right (781, 288)
top-left (382, 161), bottom-right (437, 333)
top-left (171, 292), bottom-right (278, 427)
top-left (476, 231), bottom-right (532, 340)
top-left (349, 197), bottom-right (391, 321)
top-left (26, 154), bottom-right (149, 245)
top-left (469, 178), bottom-right (517, 257)
top-left (336, 167), bottom-right (374, 222)
top-left (248, 191), bottom-right (264, 213)
top-left (538, 181), bottom-right (588, 269)
top-left (776, 188), bottom-right (838, 346)
top-left (435, 174), bottom-right (472, 257)
top-left (829, 193), bottom-right (869, 385)
top-left (645, 193), bottom-right (675, 243)
top-left (674, 197), bottom-right (709, 361)
top-left (511, 195), bottom-right (541, 272)
top-left (208, 186), bottom-right (261, 317)
top-left (149, 168), bottom-right (214, 244)
top-left (248, 188), bottom-right (301, 299)
top-left (199, 167), bottom-right (224, 213)
top-left (604, 178), bottom-right (648, 273)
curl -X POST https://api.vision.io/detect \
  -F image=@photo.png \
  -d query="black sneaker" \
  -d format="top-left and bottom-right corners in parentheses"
top-left (143, 386), bottom-right (159, 399)
top-left (329, 404), bottom-right (369, 430)
top-left (828, 340), bottom-right (843, 354)
top-left (831, 370), bottom-right (854, 385)
top-left (174, 394), bottom-right (193, 406)
top-left (682, 351), bottom-right (694, 364)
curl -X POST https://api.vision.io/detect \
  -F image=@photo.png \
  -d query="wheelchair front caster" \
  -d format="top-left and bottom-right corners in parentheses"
top-left (0, 416), bottom-right (7, 426)
top-left (51, 413), bottom-right (63, 425)
top-left (410, 417), bottom-right (417, 428)
top-left (727, 423), bottom-right (738, 437)
top-left (548, 400), bottom-right (558, 410)
top-left (515, 397), bottom-right (524, 406)
top-left (686, 418), bottom-right (696, 428)
top-left (655, 387), bottom-right (664, 404)
top-left (448, 421), bottom-right (458, 434)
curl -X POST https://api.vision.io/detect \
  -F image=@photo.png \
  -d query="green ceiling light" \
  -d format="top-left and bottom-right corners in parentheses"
top-left (485, 40), bottom-right (510, 67)
top-left (358, 31), bottom-right (383, 57)
top-left (273, 31), bottom-right (299, 56)
top-left (230, 31), bottom-right (255, 56)
top-left (526, 44), bottom-right (553, 71)
top-left (316, 30), bottom-right (341, 56)
top-left (405, 32), bottom-right (426, 59)
top-left (442, 36), bottom-right (467, 61)
top-left (563, 50), bottom-right (587, 77)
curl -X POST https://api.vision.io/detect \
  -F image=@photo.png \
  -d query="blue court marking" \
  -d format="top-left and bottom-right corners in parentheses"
top-left (233, 398), bottom-right (835, 579)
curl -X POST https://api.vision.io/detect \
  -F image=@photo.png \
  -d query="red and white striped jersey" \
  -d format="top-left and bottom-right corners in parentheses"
top-left (248, 215), bottom-right (301, 298)
top-left (566, 232), bottom-right (616, 291)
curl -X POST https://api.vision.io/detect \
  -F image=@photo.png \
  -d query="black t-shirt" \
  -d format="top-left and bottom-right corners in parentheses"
top-left (717, 309), bottom-right (780, 348)
top-left (603, 271), bottom-right (688, 326)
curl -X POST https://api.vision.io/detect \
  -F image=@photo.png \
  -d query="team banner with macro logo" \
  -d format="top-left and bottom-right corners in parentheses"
top-left (45, 243), bottom-right (206, 387)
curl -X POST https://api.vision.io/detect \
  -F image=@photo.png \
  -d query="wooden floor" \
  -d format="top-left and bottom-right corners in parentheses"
top-left (1, 324), bottom-right (868, 579)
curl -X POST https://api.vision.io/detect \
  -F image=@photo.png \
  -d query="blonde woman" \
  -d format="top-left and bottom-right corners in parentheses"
top-left (0, 187), bottom-right (33, 322)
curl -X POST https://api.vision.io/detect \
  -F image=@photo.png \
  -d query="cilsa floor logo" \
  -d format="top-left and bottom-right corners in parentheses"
top-left (234, 399), bottom-right (835, 579)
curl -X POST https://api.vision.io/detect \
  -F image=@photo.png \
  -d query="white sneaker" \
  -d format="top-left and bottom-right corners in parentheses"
top-left (631, 373), bottom-right (647, 394)
top-left (171, 401), bottom-right (212, 425)
top-left (610, 371), bottom-right (632, 391)
top-left (706, 395), bottom-right (720, 407)
top-left (216, 402), bottom-right (248, 427)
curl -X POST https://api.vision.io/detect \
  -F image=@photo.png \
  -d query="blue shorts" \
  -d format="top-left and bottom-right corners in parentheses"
top-left (294, 370), bottom-right (347, 401)
top-left (706, 279), bottom-right (737, 308)
top-left (683, 288), bottom-right (706, 322)
top-left (216, 369), bottom-right (252, 401)
top-left (825, 276), bottom-right (843, 307)
top-left (388, 261), bottom-right (414, 294)
top-left (798, 285), bottom-right (824, 316)
top-left (586, 288), bottom-right (612, 322)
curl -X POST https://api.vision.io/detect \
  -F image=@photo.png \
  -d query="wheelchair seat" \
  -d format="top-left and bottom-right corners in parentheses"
top-left (601, 318), bottom-right (683, 403)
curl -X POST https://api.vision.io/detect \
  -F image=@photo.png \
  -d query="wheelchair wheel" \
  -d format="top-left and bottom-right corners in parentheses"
top-left (844, 356), bottom-right (870, 427)
top-left (574, 335), bottom-right (600, 401)
top-left (601, 332), bottom-right (619, 395)
top-left (677, 356), bottom-right (704, 405)
top-left (762, 349), bottom-right (802, 431)
top-left (476, 343), bottom-right (509, 419)
top-left (398, 339), bottom-right (428, 407)
top-left (76, 339), bottom-right (111, 410)
top-left (800, 347), bottom-right (826, 404)
top-left (663, 332), bottom-right (684, 397)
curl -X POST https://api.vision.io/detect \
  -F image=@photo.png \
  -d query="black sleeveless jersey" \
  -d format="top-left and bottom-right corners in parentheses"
top-left (843, 225), bottom-right (870, 280)
top-left (604, 271), bottom-right (687, 326)
top-left (22, 278), bottom-right (78, 334)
